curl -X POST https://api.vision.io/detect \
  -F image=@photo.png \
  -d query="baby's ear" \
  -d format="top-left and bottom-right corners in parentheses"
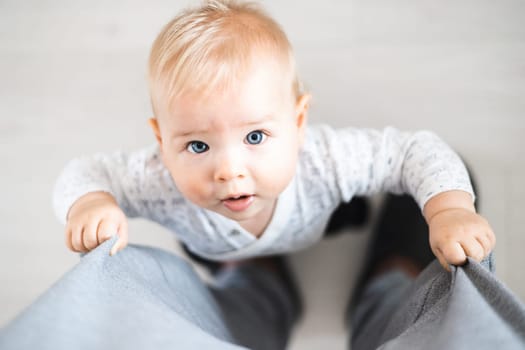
top-left (295, 94), bottom-right (311, 128)
top-left (148, 118), bottom-right (163, 150)
top-left (295, 94), bottom-right (311, 145)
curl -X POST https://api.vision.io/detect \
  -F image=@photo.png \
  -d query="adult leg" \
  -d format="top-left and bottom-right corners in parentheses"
top-left (211, 257), bottom-right (301, 350)
top-left (0, 237), bottom-right (300, 350)
top-left (348, 195), bottom-right (525, 350)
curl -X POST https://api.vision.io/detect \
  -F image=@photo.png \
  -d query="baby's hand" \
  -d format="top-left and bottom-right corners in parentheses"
top-left (428, 208), bottom-right (495, 271)
top-left (65, 191), bottom-right (128, 256)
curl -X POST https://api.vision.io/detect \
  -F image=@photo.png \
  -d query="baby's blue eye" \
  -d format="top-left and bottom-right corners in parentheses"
top-left (187, 141), bottom-right (209, 154)
top-left (246, 130), bottom-right (266, 145)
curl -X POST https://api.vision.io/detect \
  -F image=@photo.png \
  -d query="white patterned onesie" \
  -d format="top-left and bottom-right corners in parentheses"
top-left (53, 125), bottom-right (474, 260)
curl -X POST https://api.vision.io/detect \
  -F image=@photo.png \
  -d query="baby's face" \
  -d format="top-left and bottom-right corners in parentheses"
top-left (151, 60), bottom-right (309, 226)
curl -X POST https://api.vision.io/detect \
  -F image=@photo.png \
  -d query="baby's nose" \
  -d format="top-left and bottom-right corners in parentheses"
top-left (214, 152), bottom-right (247, 182)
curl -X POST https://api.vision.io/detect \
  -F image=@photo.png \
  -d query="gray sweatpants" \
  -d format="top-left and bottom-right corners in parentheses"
top-left (349, 257), bottom-right (525, 349)
top-left (1, 237), bottom-right (524, 350)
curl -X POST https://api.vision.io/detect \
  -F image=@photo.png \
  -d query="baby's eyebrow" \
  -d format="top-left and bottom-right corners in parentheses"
top-left (172, 115), bottom-right (274, 138)
top-left (172, 124), bottom-right (214, 138)
top-left (173, 129), bottom-right (201, 138)
top-left (241, 114), bottom-right (273, 127)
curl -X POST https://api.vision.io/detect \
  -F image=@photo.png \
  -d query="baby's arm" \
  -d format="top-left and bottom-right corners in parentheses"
top-left (423, 190), bottom-right (495, 270)
top-left (53, 145), bottom-right (165, 255)
top-left (317, 126), bottom-right (495, 269)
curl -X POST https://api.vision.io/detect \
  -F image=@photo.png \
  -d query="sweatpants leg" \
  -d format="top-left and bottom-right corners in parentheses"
top-left (349, 255), bottom-right (525, 350)
top-left (0, 237), bottom-right (298, 350)
top-left (211, 265), bottom-right (300, 350)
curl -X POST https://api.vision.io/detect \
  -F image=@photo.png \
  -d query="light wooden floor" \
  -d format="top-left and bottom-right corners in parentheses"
top-left (1, 1), bottom-right (524, 349)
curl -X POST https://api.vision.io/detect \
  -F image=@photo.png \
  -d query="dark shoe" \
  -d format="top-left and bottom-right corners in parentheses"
top-left (325, 196), bottom-right (370, 236)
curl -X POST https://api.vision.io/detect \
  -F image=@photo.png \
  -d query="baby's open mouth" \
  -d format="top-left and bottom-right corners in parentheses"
top-left (227, 195), bottom-right (249, 200)
top-left (222, 194), bottom-right (254, 212)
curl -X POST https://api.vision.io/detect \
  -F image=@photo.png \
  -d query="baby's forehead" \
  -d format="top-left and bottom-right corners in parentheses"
top-left (166, 46), bottom-right (292, 98)
top-left (155, 56), bottom-right (295, 114)
top-left (156, 75), bottom-right (297, 134)
top-left (148, 1), bottom-right (300, 117)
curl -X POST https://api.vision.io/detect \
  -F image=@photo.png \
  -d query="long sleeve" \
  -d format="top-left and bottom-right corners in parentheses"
top-left (52, 144), bottom-right (255, 256)
top-left (52, 144), bottom-right (176, 225)
top-left (307, 125), bottom-right (474, 210)
top-left (50, 125), bottom-right (476, 260)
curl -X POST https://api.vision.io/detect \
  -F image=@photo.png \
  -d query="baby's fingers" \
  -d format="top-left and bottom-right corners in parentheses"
top-left (110, 220), bottom-right (128, 256)
top-left (71, 225), bottom-right (88, 253)
top-left (462, 238), bottom-right (485, 262)
top-left (97, 220), bottom-right (118, 245)
top-left (476, 229), bottom-right (496, 257)
top-left (82, 221), bottom-right (100, 251)
top-left (64, 226), bottom-right (75, 252)
top-left (437, 242), bottom-right (467, 271)
top-left (433, 248), bottom-right (451, 272)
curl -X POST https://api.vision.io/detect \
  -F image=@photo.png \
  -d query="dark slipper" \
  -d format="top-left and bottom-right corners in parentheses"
top-left (325, 196), bottom-right (370, 236)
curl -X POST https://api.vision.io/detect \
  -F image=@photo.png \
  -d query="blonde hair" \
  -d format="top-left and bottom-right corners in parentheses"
top-left (148, 0), bottom-right (301, 115)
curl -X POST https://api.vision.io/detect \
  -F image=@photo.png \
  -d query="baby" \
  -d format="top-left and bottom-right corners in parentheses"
top-left (53, 0), bottom-right (495, 271)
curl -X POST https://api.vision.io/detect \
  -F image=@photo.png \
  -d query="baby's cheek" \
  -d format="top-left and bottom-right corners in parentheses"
top-left (259, 151), bottom-right (297, 193)
top-left (168, 170), bottom-right (208, 203)
top-left (180, 182), bottom-right (211, 206)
